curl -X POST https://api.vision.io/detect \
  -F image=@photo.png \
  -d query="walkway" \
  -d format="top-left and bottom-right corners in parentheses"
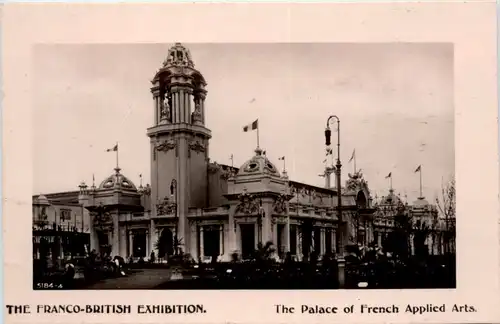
top-left (84, 268), bottom-right (174, 289)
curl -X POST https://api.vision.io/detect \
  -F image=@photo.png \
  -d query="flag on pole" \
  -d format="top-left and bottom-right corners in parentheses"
top-left (385, 172), bottom-right (392, 179)
top-left (106, 144), bottom-right (118, 152)
top-left (348, 149), bottom-right (356, 163)
top-left (243, 119), bottom-right (258, 132)
top-left (414, 165), bottom-right (421, 173)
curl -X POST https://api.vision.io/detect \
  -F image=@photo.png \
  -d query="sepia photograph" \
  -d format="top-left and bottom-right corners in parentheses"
top-left (32, 42), bottom-right (456, 290)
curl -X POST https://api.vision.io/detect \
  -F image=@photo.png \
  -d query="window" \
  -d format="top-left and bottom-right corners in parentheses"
top-left (60, 209), bottom-right (71, 221)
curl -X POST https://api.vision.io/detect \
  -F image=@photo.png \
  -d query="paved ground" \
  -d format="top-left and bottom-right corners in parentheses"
top-left (84, 268), bottom-right (176, 289)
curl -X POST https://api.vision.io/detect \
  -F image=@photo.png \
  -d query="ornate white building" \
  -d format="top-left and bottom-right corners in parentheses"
top-left (32, 43), bottom-right (452, 263)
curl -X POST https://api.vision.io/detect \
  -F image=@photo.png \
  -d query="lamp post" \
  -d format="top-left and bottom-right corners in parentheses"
top-left (170, 179), bottom-right (178, 255)
top-left (325, 115), bottom-right (346, 287)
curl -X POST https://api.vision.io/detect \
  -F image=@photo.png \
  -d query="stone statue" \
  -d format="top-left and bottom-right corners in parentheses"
top-left (161, 93), bottom-right (171, 121)
top-left (192, 101), bottom-right (202, 123)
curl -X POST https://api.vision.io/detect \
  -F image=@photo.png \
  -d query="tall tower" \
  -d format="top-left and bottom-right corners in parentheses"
top-left (147, 43), bottom-right (211, 251)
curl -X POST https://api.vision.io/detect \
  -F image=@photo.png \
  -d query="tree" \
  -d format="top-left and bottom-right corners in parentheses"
top-left (436, 177), bottom-right (456, 254)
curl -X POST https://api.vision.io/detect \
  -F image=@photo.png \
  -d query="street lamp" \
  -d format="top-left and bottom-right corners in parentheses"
top-left (170, 179), bottom-right (178, 255)
top-left (325, 115), bottom-right (347, 288)
top-left (325, 115), bottom-right (343, 257)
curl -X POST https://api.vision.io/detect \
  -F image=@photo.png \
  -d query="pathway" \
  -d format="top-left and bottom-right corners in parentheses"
top-left (84, 268), bottom-right (174, 289)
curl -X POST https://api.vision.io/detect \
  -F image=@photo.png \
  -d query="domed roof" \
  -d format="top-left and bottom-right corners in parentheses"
top-left (379, 189), bottom-right (402, 206)
top-left (236, 148), bottom-right (280, 177)
top-left (34, 194), bottom-right (50, 206)
top-left (99, 168), bottom-right (138, 191)
top-left (413, 196), bottom-right (430, 207)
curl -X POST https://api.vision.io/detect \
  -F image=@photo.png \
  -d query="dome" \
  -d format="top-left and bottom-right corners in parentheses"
top-left (236, 148), bottom-right (280, 177)
top-left (34, 194), bottom-right (50, 206)
top-left (99, 168), bottom-right (138, 191)
top-left (379, 189), bottom-right (402, 206)
top-left (413, 197), bottom-right (430, 207)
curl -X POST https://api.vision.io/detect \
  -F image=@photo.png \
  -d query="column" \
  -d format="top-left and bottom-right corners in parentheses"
top-left (199, 226), bottom-right (204, 261)
top-left (320, 228), bottom-right (326, 256)
top-left (179, 90), bottom-right (186, 123)
top-left (112, 213), bottom-right (119, 256)
top-left (296, 228), bottom-right (302, 260)
top-left (285, 217), bottom-right (290, 253)
top-left (272, 222), bottom-right (278, 246)
top-left (171, 92), bottom-right (176, 123)
top-left (128, 230), bottom-right (133, 257)
top-left (219, 224), bottom-right (224, 256)
top-left (228, 206), bottom-right (236, 254)
top-left (187, 89), bottom-right (192, 121)
top-left (378, 232), bottom-right (382, 247)
top-left (119, 228), bottom-right (127, 257)
top-left (331, 229), bottom-right (336, 253)
top-left (200, 95), bottom-right (206, 124)
top-left (89, 217), bottom-right (97, 252)
top-left (175, 91), bottom-right (181, 123)
top-left (150, 219), bottom-right (157, 255)
top-left (145, 230), bottom-right (150, 257)
top-left (235, 222), bottom-right (241, 253)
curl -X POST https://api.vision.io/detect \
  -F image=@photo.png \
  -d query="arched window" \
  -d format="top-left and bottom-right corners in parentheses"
top-left (356, 191), bottom-right (367, 209)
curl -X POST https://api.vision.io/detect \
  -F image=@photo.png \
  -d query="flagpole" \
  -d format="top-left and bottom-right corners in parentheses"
top-left (419, 167), bottom-right (423, 198)
top-left (116, 142), bottom-right (119, 170)
top-left (256, 122), bottom-right (260, 149)
top-left (354, 152), bottom-right (357, 174)
top-left (390, 176), bottom-right (393, 191)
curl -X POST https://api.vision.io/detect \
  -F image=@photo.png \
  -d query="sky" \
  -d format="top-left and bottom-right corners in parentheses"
top-left (33, 43), bottom-right (454, 204)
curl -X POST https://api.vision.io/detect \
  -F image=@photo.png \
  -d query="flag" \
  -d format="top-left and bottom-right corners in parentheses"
top-left (348, 149), bottom-right (356, 163)
top-left (243, 119), bottom-right (258, 132)
top-left (106, 144), bottom-right (118, 152)
top-left (414, 165), bottom-right (421, 173)
top-left (278, 156), bottom-right (285, 160)
top-left (385, 172), bottom-right (392, 179)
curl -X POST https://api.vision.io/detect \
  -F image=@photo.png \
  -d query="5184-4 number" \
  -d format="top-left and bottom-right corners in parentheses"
top-left (36, 282), bottom-right (63, 289)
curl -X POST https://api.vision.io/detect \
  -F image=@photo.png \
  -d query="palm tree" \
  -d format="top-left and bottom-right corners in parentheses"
top-left (254, 241), bottom-right (276, 262)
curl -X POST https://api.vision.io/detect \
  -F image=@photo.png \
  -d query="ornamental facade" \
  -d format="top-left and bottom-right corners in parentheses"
top-left (32, 43), bottom-right (452, 263)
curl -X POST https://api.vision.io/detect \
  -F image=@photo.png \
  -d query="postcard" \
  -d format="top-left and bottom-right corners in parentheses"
top-left (2, 2), bottom-right (499, 324)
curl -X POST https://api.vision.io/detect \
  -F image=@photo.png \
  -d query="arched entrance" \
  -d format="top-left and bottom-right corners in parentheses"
top-left (97, 230), bottom-right (110, 255)
top-left (158, 228), bottom-right (174, 260)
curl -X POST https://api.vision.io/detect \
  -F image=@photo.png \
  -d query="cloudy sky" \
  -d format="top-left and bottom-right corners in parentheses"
top-left (33, 43), bottom-right (454, 203)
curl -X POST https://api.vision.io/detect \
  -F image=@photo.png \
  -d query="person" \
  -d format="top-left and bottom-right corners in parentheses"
top-left (150, 251), bottom-right (156, 264)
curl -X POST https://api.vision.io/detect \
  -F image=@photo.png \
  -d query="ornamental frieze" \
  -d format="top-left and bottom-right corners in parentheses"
top-left (208, 162), bottom-right (220, 174)
top-left (272, 193), bottom-right (288, 214)
top-left (91, 205), bottom-right (113, 232)
top-left (156, 197), bottom-right (176, 216)
top-left (189, 140), bottom-right (205, 154)
top-left (155, 139), bottom-right (177, 153)
top-left (235, 192), bottom-right (260, 215)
